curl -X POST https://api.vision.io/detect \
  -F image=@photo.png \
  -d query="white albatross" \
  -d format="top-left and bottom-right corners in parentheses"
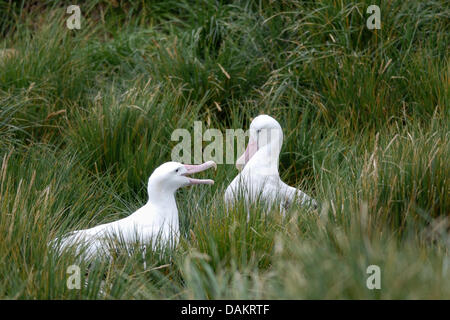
top-left (225, 115), bottom-right (317, 211)
top-left (51, 161), bottom-right (216, 260)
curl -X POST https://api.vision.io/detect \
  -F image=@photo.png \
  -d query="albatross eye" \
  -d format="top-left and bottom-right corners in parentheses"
top-left (175, 168), bottom-right (179, 173)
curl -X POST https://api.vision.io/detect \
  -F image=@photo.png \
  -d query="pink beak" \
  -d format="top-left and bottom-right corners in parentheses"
top-left (183, 161), bottom-right (216, 185)
top-left (235, 137), bottom-right (257, 171)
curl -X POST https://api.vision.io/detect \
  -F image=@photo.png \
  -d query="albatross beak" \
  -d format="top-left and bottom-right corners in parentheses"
top-left (236, 137), bottom-right (257, 171)
top-left (183, 161), bottom-right (216, 185)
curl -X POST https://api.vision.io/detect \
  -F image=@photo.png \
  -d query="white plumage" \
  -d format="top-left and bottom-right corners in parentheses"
top-left (51, 161), bottom-right (216, 260)
top-left (225, 115), bottom-right (317, 211)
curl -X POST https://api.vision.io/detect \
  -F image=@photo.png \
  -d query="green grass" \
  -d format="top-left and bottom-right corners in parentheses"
top-left (0, 0), bottom-right (448, 299)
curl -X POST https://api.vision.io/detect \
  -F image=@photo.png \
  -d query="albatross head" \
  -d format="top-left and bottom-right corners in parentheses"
top-left (147, 161), bottom-right (216, 196)
top-left (236, 115), bottom-right (283, 171)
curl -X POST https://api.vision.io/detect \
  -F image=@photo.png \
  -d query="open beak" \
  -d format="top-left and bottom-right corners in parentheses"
top-left (236, 137), bottom-right (257, 171)
top-left (183, 160), bottom-right (216, 185)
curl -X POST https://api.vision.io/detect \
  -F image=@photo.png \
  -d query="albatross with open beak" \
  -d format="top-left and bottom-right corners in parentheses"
top-left (51, 161), bottom-right (216, 260)
top-left (225, 115), bottom-right (317, 211)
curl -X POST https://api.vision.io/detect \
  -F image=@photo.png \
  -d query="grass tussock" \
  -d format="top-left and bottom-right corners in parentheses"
top-left (0, 0), bottom-right (449, 299)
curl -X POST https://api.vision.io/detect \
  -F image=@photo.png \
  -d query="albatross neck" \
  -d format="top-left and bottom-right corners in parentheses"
top-left (245, 142), bottom-right (281, 176)
top-left (146, 182), bottom-right (178, 208)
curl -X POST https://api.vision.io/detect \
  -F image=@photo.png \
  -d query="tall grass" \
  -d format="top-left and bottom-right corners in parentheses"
top-left (0, 0), bottom-right (448, 299)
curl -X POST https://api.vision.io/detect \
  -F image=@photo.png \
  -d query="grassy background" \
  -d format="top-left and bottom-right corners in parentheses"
top-left (0, 0), bottom-right (448, 299)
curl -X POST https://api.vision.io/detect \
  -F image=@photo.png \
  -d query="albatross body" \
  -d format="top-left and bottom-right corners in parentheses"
top-left (52, 161), bottom-right (216, 260)
top-left (225, 115), bottom-right (317, 211)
